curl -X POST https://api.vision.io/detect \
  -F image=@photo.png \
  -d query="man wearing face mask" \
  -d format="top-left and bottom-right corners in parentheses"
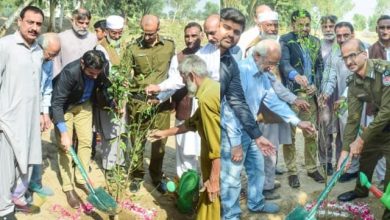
top-left (53, 8), bottom-right (97, 76)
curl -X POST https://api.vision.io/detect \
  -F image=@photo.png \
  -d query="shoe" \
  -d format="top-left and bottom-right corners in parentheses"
top-left (337, 190), bottom-right (367, 202)
top-left (273, 180), bottom-right (281, 189)
top-left (288, 175), bottom-right (300, 188)
top-left (322, 163), bottom-right (334, 176)
top-left (75, 183), bottom-right (89, 195)
top-left (263, 189), bottom-right (281, 200)
top-left (29, 182), bottom-right (54, 196)
top-left (338, 172), bottom-right (358, 183)
top-left (130, 179), bottom-right (142, 193)
top-left (15, 203), bottom-right (40, 214)
top-left (0, 212), bottom-right (17, 220)
top-left (275, 167), bottom-right (285, 175)
top-left (153, 181), bottom-right (168, 194)
top-left (250, 202), bottom-right (280, 213)
top-left (308, 171), bottom-right (325, 183)
top-left (65, 190), bottom-right (80, 209)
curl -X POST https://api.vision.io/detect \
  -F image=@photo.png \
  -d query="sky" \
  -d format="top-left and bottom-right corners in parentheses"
top-left (342, 0), bottom-right (377, 22)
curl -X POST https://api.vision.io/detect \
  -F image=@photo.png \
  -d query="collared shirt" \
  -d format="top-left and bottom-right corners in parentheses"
top-left (157, 43), bottom-right (219, 102)
top-left (222, 56), bottom-right (300, 145)
top-left (40, 60), bottom-right (53, 113)
top-left (184, 78), bottom-right (220, 170)
top-left (196, 43), bottom-right (220, 81)
top-left (0, 31), bottom-right (43, 172)
top-left (220, 50), bottom-right (262, 144)
top-left (124, 35), bottom-right (175, 93)
top-left (79, 74), bottom-right (95, 103)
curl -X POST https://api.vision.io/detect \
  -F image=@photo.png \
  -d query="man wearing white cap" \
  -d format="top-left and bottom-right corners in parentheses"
top-left (237, 4), bottom-right (278, 58)
top-left (94, 15), bottom-right (128, 171)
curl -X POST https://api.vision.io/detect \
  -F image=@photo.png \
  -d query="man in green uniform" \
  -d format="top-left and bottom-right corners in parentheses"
top-left (337, 38), bottom-right (390, 220)
top-left (148, 55), bottom-right (220, 220)
top-left (121, 14), bottom-right (175, 193)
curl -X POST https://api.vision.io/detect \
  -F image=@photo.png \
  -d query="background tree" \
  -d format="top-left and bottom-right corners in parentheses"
top-left (353, 13), bottom-right (366, 31)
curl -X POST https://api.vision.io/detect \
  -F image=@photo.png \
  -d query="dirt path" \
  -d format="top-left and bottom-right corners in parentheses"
top-left (16, 127), bottom-right (384, 220)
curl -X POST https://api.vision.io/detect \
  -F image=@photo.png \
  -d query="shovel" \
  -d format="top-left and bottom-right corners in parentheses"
top-left (69, 147), bottom-right (118, 214)
top-left (285, 155), bottom-right (349, 220)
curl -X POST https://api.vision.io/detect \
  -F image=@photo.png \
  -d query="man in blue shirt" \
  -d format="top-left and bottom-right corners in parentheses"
top-left (51, 50), bottom-right (107, 209)
top-left (221, 37), bottom-right (316, 218)
top-left (28, 33), bottom-right (61, 198)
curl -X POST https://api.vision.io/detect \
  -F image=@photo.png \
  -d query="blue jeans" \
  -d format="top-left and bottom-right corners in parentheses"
top-left (221, 131), bottom-right (265, 220)
top-left (30, 164), bottom-right (42, 188)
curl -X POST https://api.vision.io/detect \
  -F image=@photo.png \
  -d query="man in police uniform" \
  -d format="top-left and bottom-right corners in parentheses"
top-left (121, 14), bottom-right (175, 194)
top-left (337, 38), bottom-right (390, 219)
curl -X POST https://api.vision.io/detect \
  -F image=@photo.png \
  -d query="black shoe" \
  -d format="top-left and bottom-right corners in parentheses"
top-left (322, 163), bottom-right (334, 176)
top-left (339, 172), bottom-right (358, 183)
top-left (275, 168), bottom-right (285, 175)
top-left (130, 179), bottom-right (142, 193)
top-left (153, 181), bottom-right (168, 194)
top-left (0, 212), bottom-right (17, 220)
top-left (337, 190), bottom-right (367, 202)
top-left (308, 170), bottom-right (325, 183)
top-left (0, 212), bottom-right (16, 220)
top-left (288, 175), bottom-right (300, 188)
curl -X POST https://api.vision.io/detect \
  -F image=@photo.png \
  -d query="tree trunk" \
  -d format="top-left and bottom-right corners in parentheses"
top-left (0, 0), bottom-right (34, 37)
top-left (47, 0), bottom-right (58, 32)
top-left (58, 1), bottom-right (65, 31)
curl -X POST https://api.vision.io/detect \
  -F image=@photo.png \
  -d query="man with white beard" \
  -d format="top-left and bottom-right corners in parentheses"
top-left (94, 15), bottom-right (128, 171)
top-left (53, 8), bottom-right (97, 76)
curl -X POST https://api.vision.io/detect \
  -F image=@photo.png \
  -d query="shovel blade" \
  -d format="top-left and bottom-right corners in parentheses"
top-left (285, 205), bottom-right (310, 220)
top-left (87, 187), bottom-right (118, 215)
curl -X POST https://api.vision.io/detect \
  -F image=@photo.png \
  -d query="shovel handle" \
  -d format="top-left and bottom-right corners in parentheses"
top-left (69, 147), bottom-right (95, 194)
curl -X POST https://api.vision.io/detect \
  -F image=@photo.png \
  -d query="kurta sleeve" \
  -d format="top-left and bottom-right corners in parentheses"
top-left (360, 84), bottom-right (390, 143)
top-left (342, 88), bottom-right (364, 151)
top-left (184, 108), bottom-right (200, 132)
top-left (200, 101), bottom-right (221, 160)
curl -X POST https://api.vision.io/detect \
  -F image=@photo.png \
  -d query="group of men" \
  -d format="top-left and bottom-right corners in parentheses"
top-left (1, 2), bottom-right (390, 220)
top-left (217, 4), bottom-right (390, 220)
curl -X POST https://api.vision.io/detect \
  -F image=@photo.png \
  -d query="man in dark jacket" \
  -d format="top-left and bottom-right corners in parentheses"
top-left (51, 50), bottom-right (107, 209)
top-left (279, 9), bottom-right (325, 188)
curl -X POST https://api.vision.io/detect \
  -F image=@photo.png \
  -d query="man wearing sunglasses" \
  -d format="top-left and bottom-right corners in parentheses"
top-left (336, 38), bottom-right (390, 220)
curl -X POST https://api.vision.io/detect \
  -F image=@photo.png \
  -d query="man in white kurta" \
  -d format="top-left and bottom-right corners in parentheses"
top-left (0, 6), bottom-right (43, 217)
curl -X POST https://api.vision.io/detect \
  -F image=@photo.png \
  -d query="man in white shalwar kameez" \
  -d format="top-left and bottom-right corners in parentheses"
top-left (0, 6), bottom-right (44, 218)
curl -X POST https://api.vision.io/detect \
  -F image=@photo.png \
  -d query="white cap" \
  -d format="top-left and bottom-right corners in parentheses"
top-left (106, 15), bottom-right (124, 29)
top-left (258, 11), bottom-right (279, 22)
